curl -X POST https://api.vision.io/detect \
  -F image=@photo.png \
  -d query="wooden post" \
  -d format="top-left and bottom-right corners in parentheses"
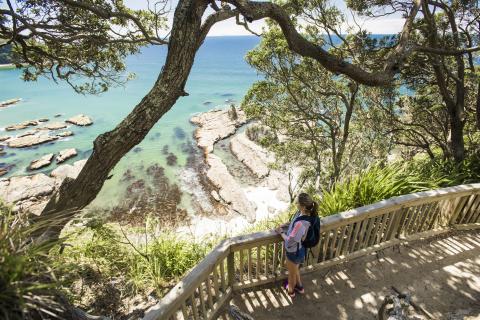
top-left (227, 252), bottom-right (235, 289)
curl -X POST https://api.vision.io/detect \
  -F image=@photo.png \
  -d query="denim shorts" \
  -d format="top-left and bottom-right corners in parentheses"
top-left (286, 246), bottom-right (306, 264)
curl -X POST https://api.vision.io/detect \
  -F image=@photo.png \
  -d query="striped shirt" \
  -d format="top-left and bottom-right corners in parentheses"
top-left (284, 211), bottom-right (311, 253)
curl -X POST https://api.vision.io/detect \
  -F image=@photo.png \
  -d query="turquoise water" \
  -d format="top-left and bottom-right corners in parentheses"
top-left (0, 36), bottom-right (260, 209)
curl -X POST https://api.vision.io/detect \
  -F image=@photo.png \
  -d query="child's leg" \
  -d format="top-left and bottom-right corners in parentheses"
top-left (295, 265), bottom-right (302, 287)
top-left (286, 259), bottom-right (297, 293)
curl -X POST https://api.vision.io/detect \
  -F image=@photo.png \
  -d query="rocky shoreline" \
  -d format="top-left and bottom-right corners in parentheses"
top-left (175, 106), bottom-right (293, 238)
top-left (0, 106), bottom-right (294, 239)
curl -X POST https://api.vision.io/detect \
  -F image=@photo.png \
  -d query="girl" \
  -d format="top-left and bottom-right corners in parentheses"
top-left (276, 192), bottom-right (318, 298)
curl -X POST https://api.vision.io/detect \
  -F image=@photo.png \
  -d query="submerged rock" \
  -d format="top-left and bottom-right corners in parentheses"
top-left (28, 153), bottom-right (54, 171)
top-left (38, 118), bottom-right (49, 123)
top-left (56, 148), bottom-right (77, 163)
top-left (7, 133), bottom-right (59, 148)
top-left (54, 113), bottom-right (63, 118)
top-left (191, 107), bottom-right (247, 154)
top-left (174, 127), bottom-right (186, 140)
top-left (0, 98), bottom-right (22, 108)
top-left (66, 114), bottom-right (93, 126)
top-left (166, 153), bottom-right (177, 166)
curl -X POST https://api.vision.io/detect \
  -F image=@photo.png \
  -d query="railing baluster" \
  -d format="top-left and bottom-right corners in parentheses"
top-left (256, 246), bottom-right (261, 279)
top-left (181, 303), bottom-right (188, 320)
top-left (219, 258), bottom-right (226, 293)
top-left (355, 219), bottom-right (368, 250)
top-left (328, 228), bottom-right (339, 259)
top-left (239, 249), bottom-right (244, 283)
top-left (273, 242), bottom-right (279, 274)
top-left (264, 244), bottom-right (269, 278)
top-left (212, 266), bottom-right (220, 302)
top-left (247, 248), bottom-right (252, 281)
top-left (461, 194), bottom-right (480, 224)
top-left (190, 293), bottom-right (199, 320)
top-left (348, 221), bottom-right (362, 253)
top-left (198, 283), bottom-right (207, 319)
top-left (361, 217), bottom-right (376, 249)
top-left (334, 225), bottom-right (348, 258)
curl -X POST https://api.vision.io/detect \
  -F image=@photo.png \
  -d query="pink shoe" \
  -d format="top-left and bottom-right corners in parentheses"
top-left (284, 284), bottom-right (296, 298)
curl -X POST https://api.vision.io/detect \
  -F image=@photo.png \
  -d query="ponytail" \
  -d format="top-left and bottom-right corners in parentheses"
top-left (298, 192), bottom-right (318, 217)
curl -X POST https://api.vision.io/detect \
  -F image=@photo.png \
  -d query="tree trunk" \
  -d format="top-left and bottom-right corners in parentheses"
top-left (35, 0), bottom-right (208, 240)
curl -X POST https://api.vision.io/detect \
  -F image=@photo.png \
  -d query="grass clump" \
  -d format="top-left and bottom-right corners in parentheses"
top-left (0, 202), bottom-right (66, 320)
top-left (55, 221), bottom-right (213, 316)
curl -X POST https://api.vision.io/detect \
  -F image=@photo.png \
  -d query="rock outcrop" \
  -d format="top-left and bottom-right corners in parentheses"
top-left (190, 107), bottom-right (247, 154)
top-left (7, 133), bottom-right (58, 148)
top-left (56, 148), bottom-right (77, 163)
top-left (50, 159), bottom-right (87, 180)
top-left (0, 135), bottom-right (11, 142)
top-left (41, 122), bottom-right (67, 130)
top-left (0, 159), bottom-right (87, 214)
top-left (5, 120), bottom-right (38, 131)
top-left (206, 154), bottom-right (256, 222)
top-left (28, 153), bottom-right (54, 171)
top-left (0, 174), bottom-right (56, 214)
top-left (66, 114), bottom-right (93, 126)
top-left (230, 132), bottom-right (274, 179)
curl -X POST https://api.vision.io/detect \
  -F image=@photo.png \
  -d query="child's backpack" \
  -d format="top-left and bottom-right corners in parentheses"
top-left (294, 215), bottom-right (321, 248)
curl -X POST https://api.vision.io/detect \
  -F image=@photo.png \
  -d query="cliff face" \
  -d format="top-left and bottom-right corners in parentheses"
top-left (0, 44), bottom-right (12, 64)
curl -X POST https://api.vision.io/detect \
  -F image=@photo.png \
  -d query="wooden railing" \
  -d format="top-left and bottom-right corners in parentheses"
top-left (144, 184), bottom-right (480, 320)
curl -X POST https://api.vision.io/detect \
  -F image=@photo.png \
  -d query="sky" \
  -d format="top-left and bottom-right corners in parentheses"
top-left (124, 0), bottom-right (406, 36)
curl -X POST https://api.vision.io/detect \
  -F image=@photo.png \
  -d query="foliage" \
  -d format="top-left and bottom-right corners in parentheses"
top-left (0, 202), bottom-right (65, 320)
top-left (317, 155), bottom-right (480, 217)
top-left (243, 26), bottom-right (391, 190)
top-left (1, 0), bottom-right (168, 93)
top-left (56, 222), bottom-right (213, 306)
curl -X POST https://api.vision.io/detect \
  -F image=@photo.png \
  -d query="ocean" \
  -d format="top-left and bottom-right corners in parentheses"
top-left (0, 36), bottom-right (261, 211)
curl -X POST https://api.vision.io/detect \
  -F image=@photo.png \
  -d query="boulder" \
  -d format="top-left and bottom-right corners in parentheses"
top-left (0, 168), bottom-right (7, 177)
top-left (56, 148), bottom-right (77, 163)
top-left (50, 159), bottom-right (87, 180)
top-left (0, 173), bottom-right (55, 203)
top-left (41, 122), bottom-right (67, 130)
top-left (57, 131), bottom-right (74, 137)
top-left (66, 114), bottom-right (93, 126)
top-left (7, 133), bottom-right (58, 148)
top-left (28, 153), bottom-right (54, 171)
top-left (230, 132), bottom-right (274, 178)
top-left (206, 154), bottom-right (256, 222)
top-left (211, 190), bottom-right (221, 202)
top-left (191, 107), bottom-right (247, 154)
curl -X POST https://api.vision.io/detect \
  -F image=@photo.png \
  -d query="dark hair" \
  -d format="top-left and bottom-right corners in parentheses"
top-left (298, 193), bottom-right (318, 217)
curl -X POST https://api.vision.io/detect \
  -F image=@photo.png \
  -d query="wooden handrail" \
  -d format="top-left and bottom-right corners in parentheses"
top-left (144, 183), bottom-right (480, 320)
